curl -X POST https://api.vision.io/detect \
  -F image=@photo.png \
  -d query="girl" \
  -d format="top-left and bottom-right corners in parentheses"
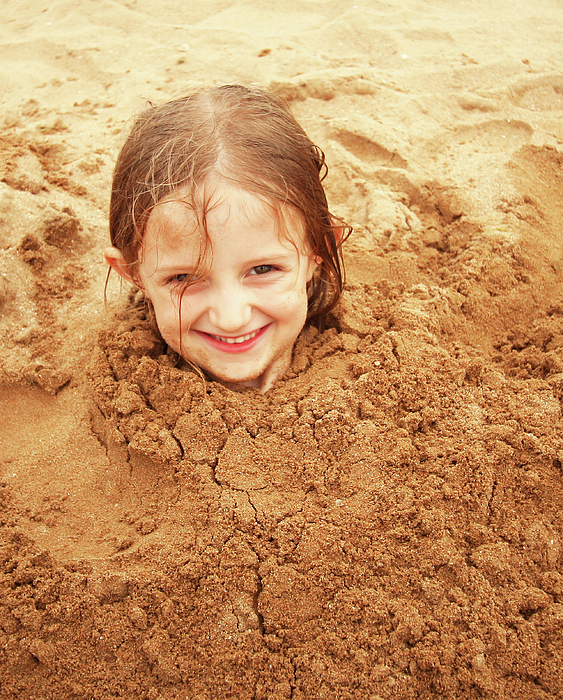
top-left (105, 84), bottom-right (350, 393)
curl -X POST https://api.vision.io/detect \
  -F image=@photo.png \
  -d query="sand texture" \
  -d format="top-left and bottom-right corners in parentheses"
top-left (2, 1), bottom-right (563, 698)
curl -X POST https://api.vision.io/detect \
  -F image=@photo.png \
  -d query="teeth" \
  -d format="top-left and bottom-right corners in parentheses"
top-left (211, 329), bottom-right (260, 344)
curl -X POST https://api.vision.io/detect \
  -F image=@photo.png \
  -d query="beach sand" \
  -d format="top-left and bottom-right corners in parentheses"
top-left (1, 1), bottom-right (563, 697)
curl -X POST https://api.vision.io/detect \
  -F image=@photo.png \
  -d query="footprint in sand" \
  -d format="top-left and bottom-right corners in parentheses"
top-left (422, 118), bottom-right (535, 214)
top-left (447, 119), bottom-right (533, 154)
top-left (509, 74), bottom-right (563, 111)
top-left (428, 119), bottom-right (534, 181)
top-left (270, 70), bottom-right (378, 103)
top-left (329, 115), bottom-right (408, 169)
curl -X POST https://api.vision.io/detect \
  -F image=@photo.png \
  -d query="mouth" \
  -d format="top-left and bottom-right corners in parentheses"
top-left (209, 329), bottom-right (261, 344)
top-left (194, 324), bottom-right (270, 353)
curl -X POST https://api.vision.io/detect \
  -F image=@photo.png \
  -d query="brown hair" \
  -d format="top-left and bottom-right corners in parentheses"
top-left (109, 84), bottom-right (350, 321)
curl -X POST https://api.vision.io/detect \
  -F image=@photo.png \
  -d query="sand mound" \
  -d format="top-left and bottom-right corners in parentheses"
top-left (1, 1), bottom-right (563, 698)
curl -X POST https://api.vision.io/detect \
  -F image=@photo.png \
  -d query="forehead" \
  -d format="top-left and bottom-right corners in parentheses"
top-left (142, 182), bottom-right (307, 257)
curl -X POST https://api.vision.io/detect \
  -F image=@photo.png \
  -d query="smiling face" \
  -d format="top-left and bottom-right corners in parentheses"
top-left (110, 181), bottom-right (317, 392)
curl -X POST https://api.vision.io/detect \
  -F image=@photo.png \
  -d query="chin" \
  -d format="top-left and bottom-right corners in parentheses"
top-left (203, 364), bottom-right (265, 386)
top-left (191, 347), bottom-right (293, 392)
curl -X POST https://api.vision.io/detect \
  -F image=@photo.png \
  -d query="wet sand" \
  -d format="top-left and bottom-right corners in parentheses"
top-left (1, 1), bottom-right (563, 698)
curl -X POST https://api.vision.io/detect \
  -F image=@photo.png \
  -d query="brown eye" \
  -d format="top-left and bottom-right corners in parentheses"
top-left (252, 265), bottom-right (274, 275)
top-left (169, 273), bottom-right (199, 285)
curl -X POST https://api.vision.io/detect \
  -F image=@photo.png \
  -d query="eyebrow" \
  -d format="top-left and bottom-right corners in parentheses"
top-left (155, 251), bottom-right (297, 273)
top-left (154, 264), bottom-right (199, 275)
top-left (245, 252), bottom-right (297, 266)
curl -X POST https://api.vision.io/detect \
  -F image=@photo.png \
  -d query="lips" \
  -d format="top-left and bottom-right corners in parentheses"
top-left (209, 329), bottom-right (261, 344)
top-left (194, 324), bottom-right (270, 353)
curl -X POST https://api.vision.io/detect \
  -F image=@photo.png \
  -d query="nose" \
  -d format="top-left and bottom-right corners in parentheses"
top-left (207, 284), bottom-right (253, 333)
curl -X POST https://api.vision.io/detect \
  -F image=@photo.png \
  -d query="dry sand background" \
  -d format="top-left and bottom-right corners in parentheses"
top-left (1, 0), bottom-right (563, 698)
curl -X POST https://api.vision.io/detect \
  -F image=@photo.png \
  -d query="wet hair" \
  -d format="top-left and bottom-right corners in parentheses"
top-left (109, 84), bottom-right (350, 321)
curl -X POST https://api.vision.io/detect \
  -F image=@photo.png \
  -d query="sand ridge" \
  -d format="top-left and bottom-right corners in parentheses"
top-left (1, 1), bottom-right (563, 698)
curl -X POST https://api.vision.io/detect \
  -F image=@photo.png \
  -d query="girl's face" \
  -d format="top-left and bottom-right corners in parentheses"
top-left (108, 182), bottom-right (317, 392)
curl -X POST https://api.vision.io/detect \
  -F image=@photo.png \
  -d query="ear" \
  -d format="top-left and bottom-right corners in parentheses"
top-left (104, 246), bottom-right (137, 285)
top-left (307, 254), bottom-right (319, 282)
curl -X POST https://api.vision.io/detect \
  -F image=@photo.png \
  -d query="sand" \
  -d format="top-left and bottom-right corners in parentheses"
top-left (1, 1), bottom-right (563, 698)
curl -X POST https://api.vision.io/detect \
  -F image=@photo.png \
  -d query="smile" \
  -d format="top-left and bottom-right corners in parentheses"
top-left (210, 329), bottom-right (261, 344)
top-left (194, 324), bottom-right (271, 354)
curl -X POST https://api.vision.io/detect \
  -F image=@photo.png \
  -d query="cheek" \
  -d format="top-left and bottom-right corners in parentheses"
top-left (275, 286), bottom-right (309, 324)
top-left (148, 287), bottom-right (190, 320)
top-left (145, 293), bottom-right (184, 340)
